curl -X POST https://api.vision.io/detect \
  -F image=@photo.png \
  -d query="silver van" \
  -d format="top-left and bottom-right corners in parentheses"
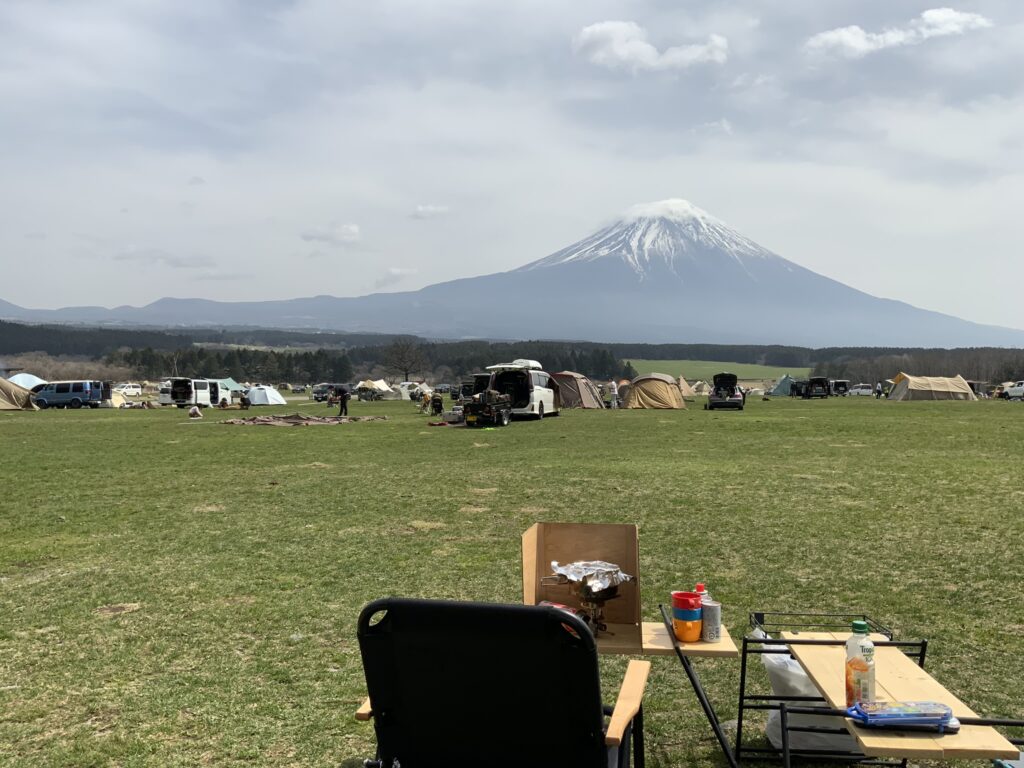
top-left (32, 380), bottom-right (105, 409)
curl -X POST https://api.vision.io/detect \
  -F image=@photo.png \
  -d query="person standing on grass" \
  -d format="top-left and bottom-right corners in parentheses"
top-left (338, 387), bottom-right (350, 417)
top-left (875, 382), bottom-right (883, 399)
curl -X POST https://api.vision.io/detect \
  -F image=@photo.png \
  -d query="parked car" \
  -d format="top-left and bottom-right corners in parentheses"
top-left (486, 359), bottom-right (560, 419)
top-left (848, 383), bottom-right (874, 396)
top-left (291, 385), bottom-right (307, 394)
top-left (1005, 381), bottom-right (1024, 400)
top-left (113, 382), bottom-right (142, 397)
top-left (830, 379), bottom-right (850, 396)
top-left (803, 377), bottom-right (830, 399)
top-left (705, 372), bottom-right (744, 411)
top-left (32, 380), bottom-right (105, 409)
top-left (456, 373), bottom-right (492, 402)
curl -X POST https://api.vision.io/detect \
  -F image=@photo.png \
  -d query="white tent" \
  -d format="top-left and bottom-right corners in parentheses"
top-left (8, 373), bottom-right (46, 390)
top-left (246, 385), bottom-right (287, 406)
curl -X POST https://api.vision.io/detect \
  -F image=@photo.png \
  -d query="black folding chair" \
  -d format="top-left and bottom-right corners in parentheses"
top-left (354, 597), bottom-right (650, 768)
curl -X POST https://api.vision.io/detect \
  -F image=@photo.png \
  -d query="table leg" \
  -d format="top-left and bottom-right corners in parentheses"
top-left (659, 604), bottom-right (739, 768)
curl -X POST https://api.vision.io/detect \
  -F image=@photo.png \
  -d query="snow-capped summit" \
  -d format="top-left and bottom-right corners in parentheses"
top-left (519, 197), bottom-right (776, 278)
top-left (621, 198), bottom-right (718, 224)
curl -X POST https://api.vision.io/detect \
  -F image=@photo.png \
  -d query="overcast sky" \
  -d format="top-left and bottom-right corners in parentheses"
top-left (2, 1), bottom-right (1022, 329)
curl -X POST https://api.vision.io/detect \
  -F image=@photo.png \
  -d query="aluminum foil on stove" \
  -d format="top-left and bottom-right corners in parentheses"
top-left (550, 560), bottom-right (634, 592)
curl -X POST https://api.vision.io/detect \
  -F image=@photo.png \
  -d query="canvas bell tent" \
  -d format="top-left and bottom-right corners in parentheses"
top-left (677, 377), bottom-right (697, 399)
top-left (623, 373), bottom-right (687, 409)
top-left (0, 378), bottom-right (37, 411)
top-left (886, 373), bottom-right (978, 402)
top-left (550, 371), bottom-right (604, 409)
top-left (770, 375), bottom-right (795, 396)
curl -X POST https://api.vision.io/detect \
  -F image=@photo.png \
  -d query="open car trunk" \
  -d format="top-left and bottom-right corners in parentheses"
top-left (491, 370), bottom-right (531, 409)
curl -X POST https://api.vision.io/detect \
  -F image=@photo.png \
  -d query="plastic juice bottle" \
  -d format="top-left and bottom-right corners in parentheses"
top-left (845, 620), bottom-right (876, 707)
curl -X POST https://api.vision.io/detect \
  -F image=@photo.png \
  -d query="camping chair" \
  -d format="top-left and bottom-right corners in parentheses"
top-left (354, 597), bottom-right (650, 768)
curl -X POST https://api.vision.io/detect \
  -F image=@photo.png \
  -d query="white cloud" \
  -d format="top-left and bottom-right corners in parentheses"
top-left (112, 246), bottom-right (213, 269)
top-left (806, 8), bottom-right (992, 59)
top-left (299, 222), bottom-right (361, 246)
top-left (410, 204), bottom-right (449, 219)
top-left (374, 267), bottom-right (417, 289)
top-left (573, 21), bottom-right (728, 73)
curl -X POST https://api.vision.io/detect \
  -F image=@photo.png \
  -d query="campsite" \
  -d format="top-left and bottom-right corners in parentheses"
top-left (2, 393), bottom-right (1022, 766)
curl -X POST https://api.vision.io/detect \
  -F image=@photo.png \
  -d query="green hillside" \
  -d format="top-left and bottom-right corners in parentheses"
top-left (628, 358), bottom-right (811, 381)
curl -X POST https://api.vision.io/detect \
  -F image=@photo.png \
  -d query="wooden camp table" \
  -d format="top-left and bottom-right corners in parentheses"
top-left (781, 631), bottom-right (1018, 761)
top-left (596, 621), bottom-right (738, 658)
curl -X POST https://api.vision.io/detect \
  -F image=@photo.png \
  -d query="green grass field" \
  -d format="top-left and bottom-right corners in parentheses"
top-left (2, 398), bottom-right (1022, 767)
top-left (629, 359), bottom-right (812, 381)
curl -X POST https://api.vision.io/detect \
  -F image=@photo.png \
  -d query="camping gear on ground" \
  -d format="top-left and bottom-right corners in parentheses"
top-left (464, 389), bottom-right (512, 427)
top-left (221, 413), bottom-right (389, 426)
top-left (846, 701), bottom-right (960, 734)
top-left (623, 373), bottom-right (686, 409)
top-left (542, 561), bottom-right (634, 637)
top-left (886, 372), bottom-right (978, 401)
top-left (0, 378), bottom-right (37, 411)
top-left (354, 597), bottom-right (650, 768)
top-left (671, 591), bottom-right (702, 642)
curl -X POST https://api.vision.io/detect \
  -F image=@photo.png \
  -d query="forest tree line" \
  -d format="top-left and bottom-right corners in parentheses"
top-left (3, 319), bottom-right (1023, 384)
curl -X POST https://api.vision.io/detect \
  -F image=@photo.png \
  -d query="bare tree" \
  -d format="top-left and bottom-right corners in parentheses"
top-left (382, 339), bottom-right (428, 382)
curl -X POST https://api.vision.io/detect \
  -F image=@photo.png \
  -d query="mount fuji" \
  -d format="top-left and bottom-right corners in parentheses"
top-left (3, 199), bottom-right (1023, 346)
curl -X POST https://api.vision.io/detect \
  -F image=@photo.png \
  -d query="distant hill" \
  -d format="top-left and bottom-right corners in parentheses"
top-left (3, 198), bottom-right (1023, 347)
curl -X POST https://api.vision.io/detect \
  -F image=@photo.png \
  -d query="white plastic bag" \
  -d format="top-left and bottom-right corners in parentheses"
top-left (752, 628), bottom-right (858, 752)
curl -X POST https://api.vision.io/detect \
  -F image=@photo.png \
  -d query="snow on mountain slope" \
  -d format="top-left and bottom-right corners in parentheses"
top-left (519, 198), bottom-right (781, 278)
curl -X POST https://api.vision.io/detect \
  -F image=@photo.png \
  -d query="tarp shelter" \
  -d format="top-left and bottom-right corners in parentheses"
top-left (886, 373), bottom-right (978, 402)
top-left (245, 385), bottom-right (287, 406)
top-left (623, 373), bottom-right (687, 409)
top-left (0, 378), bottom-right (37, 410)
top-left (357, 379), bottom-right (393, 393)
top-left (214, 377), bottom-right (245, 393)
top-left (691, 380), bottom-right (711, 395)
top-left (551, 371), bottom-right (604, 409)
top-left (770, 375), bottom-right (795, 396)
top-left (8, 373), bottom-right (46, 390)
top-left (677, 377), bottom-right (697, 399)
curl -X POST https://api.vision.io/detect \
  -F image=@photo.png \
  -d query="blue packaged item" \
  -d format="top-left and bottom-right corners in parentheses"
top-left (846, 701), bottom-right (961, 734)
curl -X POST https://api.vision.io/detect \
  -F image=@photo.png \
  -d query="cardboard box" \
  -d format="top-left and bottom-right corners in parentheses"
top-left (522, 522), bottom-right (642, 652)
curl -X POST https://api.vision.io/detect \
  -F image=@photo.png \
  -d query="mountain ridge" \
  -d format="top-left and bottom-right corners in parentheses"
top-left (3, 199), bottom-right (1022, 347)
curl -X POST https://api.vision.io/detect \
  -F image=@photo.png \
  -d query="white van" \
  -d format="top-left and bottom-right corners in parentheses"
top-left (486, 359), bottom-right (560, 419)
top-left (169, 378), bottom-right (221, 408)
top-left (113, 382), bottom-right (142, 397)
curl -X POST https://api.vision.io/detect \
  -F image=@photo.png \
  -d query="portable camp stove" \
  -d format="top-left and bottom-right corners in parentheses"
top-left (541, 561), bottom-right (632, 638)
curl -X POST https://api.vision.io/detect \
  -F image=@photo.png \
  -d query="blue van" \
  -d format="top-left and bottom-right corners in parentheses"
top-left (32, 380), bottom-right (105, 409)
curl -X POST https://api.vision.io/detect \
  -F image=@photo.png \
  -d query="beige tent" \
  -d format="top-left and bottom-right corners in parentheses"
top-left (691, 380), bottom-right (711, 395)
top-left (677, 377), bottom-right (696, 399)
top-left (886, 373), bottom-right (978, 402)
top-left (551, 371), bottom-right (604, 409)
top-left (0, 378), bottom-right (37, 411)
top-left (624, 373), bottom-right (687, 409)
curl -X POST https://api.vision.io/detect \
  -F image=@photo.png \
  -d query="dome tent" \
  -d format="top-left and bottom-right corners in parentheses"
top-left (550, 371), bottom-right (605, 409)
top-left (245, 385), bottom-right (287, 406)
top-left (623, 373), bottom-right (687, 409)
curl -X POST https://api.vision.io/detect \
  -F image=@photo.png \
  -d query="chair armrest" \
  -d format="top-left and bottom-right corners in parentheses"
top-left (605, 660), bottom-right (651, 746)
top-left (355, 697), bottom-right (373, 721)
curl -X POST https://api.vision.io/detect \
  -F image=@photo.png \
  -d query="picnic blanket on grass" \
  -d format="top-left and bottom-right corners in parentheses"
top-left (222, 413), bottom-right (389, 427)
